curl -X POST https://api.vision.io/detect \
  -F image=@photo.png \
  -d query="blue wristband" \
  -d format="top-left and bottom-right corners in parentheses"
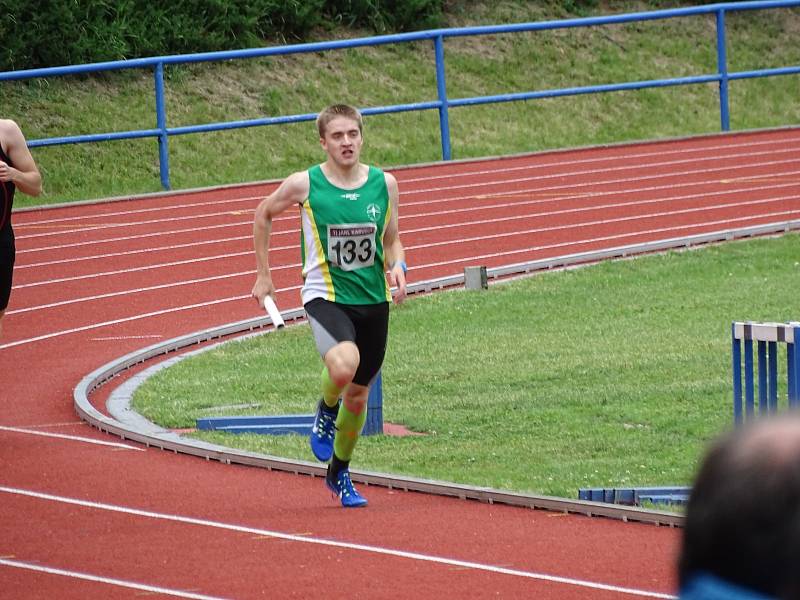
top-left (392, 260), bottom-right (407, 274)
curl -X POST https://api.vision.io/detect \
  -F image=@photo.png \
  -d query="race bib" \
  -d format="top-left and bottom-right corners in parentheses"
top-left (327, 223), bottom-right (377, 271)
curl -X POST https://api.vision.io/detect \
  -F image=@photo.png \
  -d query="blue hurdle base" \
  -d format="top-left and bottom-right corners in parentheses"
top-left (195, 373), bottom-right (384, 436)
top-left (196, 414), bottom-right (314, 435)
top-left (578, 486), bottom-right (690, 507)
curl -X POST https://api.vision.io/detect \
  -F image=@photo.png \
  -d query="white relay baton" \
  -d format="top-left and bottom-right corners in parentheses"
top-left (264, 296), bottom-right (285, 329)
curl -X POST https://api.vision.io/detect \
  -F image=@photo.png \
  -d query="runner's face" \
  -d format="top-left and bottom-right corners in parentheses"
top-left (321, 116), bottom-right (362, 167)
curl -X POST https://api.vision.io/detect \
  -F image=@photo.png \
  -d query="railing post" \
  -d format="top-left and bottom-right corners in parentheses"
top-left (154, 62), bottom-right (171, 190)
top-left (715, 9), bottom-right (731, 132)
top-left (433, 35), bottom-right (452, 161)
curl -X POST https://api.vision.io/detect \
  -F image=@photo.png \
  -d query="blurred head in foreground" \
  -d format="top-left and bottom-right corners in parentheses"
top-left (679, 413), bottom-right (800, 600)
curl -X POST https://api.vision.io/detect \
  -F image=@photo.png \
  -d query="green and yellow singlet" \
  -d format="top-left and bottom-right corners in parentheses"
top-left (300, 164), bottom-right (392, 305)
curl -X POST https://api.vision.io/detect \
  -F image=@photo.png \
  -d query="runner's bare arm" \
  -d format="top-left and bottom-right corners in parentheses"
top-left (0, 120), bottom-right (42, 197)
top-left (251, 171), bottom-right (309, 306)
top-left (383, 173), bottom-right (407, 304)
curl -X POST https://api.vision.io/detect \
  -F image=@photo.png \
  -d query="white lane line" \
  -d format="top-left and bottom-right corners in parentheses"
top-left (17, 220), bottom-right (255, 255)
top-left (398, 155), bottom-right (800, 202)
top-left (0, 558), bottom-right (230, 600)
top-left (411, 210), bottom-right (800, 269)
top-left (5, 200), bottom-right (797, 324)
top-left (0, 426), bottom-right (145, 451)
top-left (15, 234), bottom-right (252, 270)
top-left (0, 293), bottom-right (263, 350)
top-left (16, 208), bottom-right (254, 241)
top-left (4, 203), bottom-right (796, 347)
top-left (15, 136), bottom-right (798, 228)
top-left (91, 335), bottom-right (164, 341)
top-left (14, 152), bottom-right (800, 244)
top-left (12, 232), bottom-right (293, 290)
top-left (12, 138), bottom-right (773, 227)
top-left (18, 195), bottom-right (262, 226)
top-left (16, 421), bottom-right (84, 428)
top-left (6, 270), bottom-right (258, 315)
top-left (398, 181), bottom-right (799, 237)
top-left (16, 171), bottom-right (800, 270)
top-left (12, 189), bottom-right (797, 293)
top-left (14, 158), bottom-right (800, 259)
top-left (406, 194), bottom-right (800, 241)
top-left (12, 250), bottom-right (253, 289)
top-left (0, 486), bottom-right (676, 599)
top-left (396, 136), bottom-right (799, 184)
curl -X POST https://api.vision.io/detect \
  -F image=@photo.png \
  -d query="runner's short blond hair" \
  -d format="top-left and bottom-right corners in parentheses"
top-left (316, 104), bottom-right (363, 138)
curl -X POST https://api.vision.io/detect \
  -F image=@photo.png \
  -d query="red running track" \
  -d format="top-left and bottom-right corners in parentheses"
top-left (2, 128), bottom-right (800, 599)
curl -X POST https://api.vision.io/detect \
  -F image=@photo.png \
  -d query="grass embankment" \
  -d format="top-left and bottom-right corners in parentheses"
top-left (3, 1), bottom-right (799, 207)
top-left (132, 234), bottom-right (800, 500)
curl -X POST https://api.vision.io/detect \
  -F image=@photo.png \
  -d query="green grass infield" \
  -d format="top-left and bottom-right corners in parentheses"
top-left (132, 233), bottom-right (800, 501)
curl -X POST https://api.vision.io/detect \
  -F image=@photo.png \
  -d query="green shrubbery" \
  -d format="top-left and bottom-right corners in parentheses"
top-left (0, 1), bottom-right (756, 71)
top-left (0, 0), bottom-right (447, 70)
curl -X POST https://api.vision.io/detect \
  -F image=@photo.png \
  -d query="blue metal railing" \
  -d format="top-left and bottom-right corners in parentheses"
top-left (2, 1), bottom-right (798, 190)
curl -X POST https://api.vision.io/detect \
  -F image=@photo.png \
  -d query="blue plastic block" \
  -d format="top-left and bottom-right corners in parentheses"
top-left (633, 486), bottom-right (690, 505)
top-left (220, 422), bottom-right (313, 435)
top-left (613, 489), bottom-right (636, 505)
top-left (196, 414), bottom-right (313, 431)
top-left (637, 493), bottom-right (690, 506)
top-left (578, 485), bottom-right (691, 506)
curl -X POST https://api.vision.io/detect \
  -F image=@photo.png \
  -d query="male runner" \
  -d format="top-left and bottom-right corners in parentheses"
top-left (0, 119), bottom-right (43, 337)
top-left (251, 104), bottom-right (407, 507)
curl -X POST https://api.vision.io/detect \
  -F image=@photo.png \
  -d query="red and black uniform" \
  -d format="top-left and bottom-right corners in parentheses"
top-left (0, 145), bottom-right (16, 311)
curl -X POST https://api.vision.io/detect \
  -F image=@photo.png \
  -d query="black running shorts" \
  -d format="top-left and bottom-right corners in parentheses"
top-left (0, 228), bottom-right (14, 311)
top-left (304, 298), bottom-right (390, 387)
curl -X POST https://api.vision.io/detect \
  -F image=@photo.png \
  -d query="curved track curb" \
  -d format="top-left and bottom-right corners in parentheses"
top-left (73, 222), bottom-right (800, 530)
top-left (76, 336), bottom-right (684, 526)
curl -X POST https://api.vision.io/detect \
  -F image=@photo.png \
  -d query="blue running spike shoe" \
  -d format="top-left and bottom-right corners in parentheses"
top-left (310, 399), bottom-right (338, 462)
top-left (326, 467), bottom-right (368, 508)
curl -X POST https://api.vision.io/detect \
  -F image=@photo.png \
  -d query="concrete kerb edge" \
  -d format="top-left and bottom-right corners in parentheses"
top-left (76, 339), bottom-right (684, 525)
top-left (71, 296), bottom-right (697, 529)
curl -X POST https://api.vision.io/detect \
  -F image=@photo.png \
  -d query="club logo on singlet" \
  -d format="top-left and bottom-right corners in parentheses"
top-left (366, 203), bottom-right (381, 222)
top-left (327, 223), bottom-right (377, 271)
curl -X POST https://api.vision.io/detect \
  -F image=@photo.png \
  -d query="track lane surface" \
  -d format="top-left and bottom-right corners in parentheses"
top-left (3, 128), bottom-right (800, 598)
